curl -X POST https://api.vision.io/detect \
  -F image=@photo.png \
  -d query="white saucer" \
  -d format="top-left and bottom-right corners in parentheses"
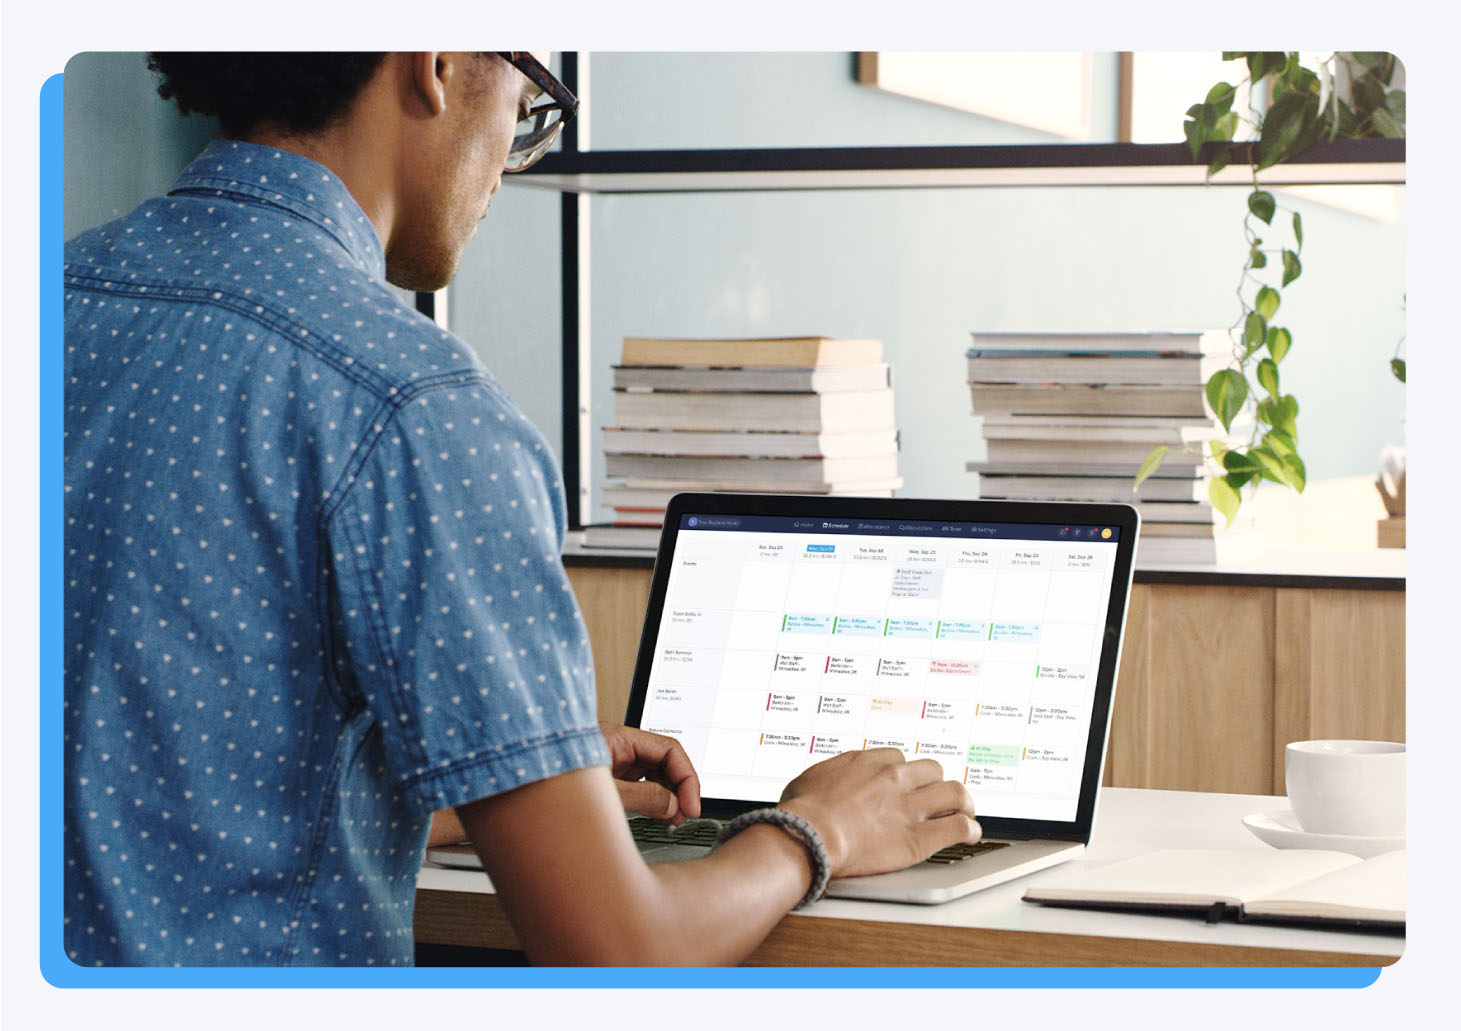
top-left (1242, 810), bottom-right (1404, 859)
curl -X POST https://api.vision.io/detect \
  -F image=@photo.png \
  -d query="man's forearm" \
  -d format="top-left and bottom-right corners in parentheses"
top-left (605, 824), bottom-right (812, 965)
top-left (455, 768), bottom-right (814, 966)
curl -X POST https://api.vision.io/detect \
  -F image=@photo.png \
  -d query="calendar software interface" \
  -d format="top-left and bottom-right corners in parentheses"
top-left (640, 513), bottom-right (1123, 823)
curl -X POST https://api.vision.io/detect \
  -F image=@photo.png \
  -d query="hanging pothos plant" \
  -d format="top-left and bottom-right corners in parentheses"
top-left (1136, 51), bottom-right (1405, 525)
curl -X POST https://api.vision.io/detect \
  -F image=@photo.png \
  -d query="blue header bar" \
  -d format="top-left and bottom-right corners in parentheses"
top-left (679, 513), bottom-right (1121, 543)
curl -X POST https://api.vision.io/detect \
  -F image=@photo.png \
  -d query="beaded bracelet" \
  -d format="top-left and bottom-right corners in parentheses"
top-left (715, 807), bottom-right (830, 910)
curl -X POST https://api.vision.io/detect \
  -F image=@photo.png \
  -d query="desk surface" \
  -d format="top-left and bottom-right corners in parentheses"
top-left (414, 787), bottom-right (1404, 966)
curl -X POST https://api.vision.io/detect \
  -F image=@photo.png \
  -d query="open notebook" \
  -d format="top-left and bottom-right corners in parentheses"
top-left (428, 492), bottom-right (1139, 904)
top-left (1022, 848), bottom-right (1405, 930)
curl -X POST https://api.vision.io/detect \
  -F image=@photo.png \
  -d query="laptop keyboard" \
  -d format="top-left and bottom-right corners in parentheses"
top-left (923, 840), bottom-right (1011, 864)
top-left (629, 819), bottom-right (1010, 866)
top-left (629, 818), bottom-right (722, 848)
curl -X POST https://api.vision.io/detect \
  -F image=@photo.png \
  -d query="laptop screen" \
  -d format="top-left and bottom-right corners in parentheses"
top-left (625, 494), bottom-right (1137, 834)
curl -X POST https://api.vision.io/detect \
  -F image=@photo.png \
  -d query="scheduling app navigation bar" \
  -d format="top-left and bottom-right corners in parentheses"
top-left (677, 513), bottom-right (1121, 543)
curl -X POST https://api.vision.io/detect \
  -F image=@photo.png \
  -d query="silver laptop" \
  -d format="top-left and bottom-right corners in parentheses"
top-left (429, 492), bottom-right (1138, 904)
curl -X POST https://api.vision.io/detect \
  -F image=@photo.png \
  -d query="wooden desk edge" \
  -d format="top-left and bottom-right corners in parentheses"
top-left (414, 888), bottom-right (1400, 968)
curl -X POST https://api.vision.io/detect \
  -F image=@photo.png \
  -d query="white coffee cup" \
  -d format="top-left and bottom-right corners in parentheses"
top-left (1284, 740), bottom-right (1405, 838)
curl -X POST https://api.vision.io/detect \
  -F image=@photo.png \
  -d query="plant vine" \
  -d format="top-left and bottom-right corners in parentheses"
top-left (1136, 51), bottom-right (1405, 525)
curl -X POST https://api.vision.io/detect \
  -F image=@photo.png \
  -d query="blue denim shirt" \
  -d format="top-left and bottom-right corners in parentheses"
top-left (63, 140), bottom-right (609, 966)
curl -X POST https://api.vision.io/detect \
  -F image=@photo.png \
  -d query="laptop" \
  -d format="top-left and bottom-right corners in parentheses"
top-left (429, 492), bottom-right (1139, 904)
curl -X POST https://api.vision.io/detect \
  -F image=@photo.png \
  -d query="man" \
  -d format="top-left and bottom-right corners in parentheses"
top-left (63, 51), bottom-right (980, 967)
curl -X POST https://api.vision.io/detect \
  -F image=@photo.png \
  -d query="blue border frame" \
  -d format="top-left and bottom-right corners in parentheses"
top-left (37, 68), bottom-right (1383, 991)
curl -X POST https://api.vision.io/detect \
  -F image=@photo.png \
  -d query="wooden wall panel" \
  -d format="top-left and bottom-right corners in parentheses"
top-left (565, 565), bottom-right (653, 723)
top-left (1143, 585), bottom-right (1277, 794)
top-left (1104, 583), bottom-right (1152, 788)
top-left (1272, 588), bottom-right (1406, 784)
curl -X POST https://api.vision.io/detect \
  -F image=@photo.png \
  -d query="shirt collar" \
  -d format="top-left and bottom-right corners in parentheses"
top-left (169, 139), bottom-right (387, 281)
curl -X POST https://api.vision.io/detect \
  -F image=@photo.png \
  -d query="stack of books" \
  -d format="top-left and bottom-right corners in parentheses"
top-left (964, 330), bottom-right (1260, 564)
top-left (584, 336), bottom-right (902, 548)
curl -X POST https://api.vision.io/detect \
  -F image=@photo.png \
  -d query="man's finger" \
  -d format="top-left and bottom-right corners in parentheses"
top-left (861, 746), bottom-right (906, 765)
top-left (914, 812), bottom-right (983, 856)
top-left (897, 757), bottom-right (947, 788)
top-left (906, 778), bottom-right (976, 820)
top-left (600, 723), bottom-right (702, 820)
top-left (615, 779), bottom-right (681, 825)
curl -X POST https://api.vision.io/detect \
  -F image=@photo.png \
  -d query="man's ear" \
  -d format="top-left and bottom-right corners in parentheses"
top-left (407, 51), bottom-right (450, 116)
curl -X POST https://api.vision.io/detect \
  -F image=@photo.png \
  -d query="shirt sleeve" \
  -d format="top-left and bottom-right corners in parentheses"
top-left (325, 378), bottom-right (609, 816)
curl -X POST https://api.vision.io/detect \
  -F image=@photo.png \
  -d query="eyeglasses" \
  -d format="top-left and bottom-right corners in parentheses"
top-left (497, 51), bottom-right (579, 172)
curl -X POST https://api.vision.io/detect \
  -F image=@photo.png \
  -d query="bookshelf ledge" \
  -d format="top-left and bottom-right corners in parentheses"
top-left (514, 140), bottom-right (1405, 195)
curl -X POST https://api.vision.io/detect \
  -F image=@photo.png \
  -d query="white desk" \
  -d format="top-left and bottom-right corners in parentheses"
top-left (414, 787), bottom-right (1403, 966)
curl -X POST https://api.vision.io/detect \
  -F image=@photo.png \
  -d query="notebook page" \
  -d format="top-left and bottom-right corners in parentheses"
top-left (1243, 849), bottom-right (1405, 922)
top-left (1024, 849), bottom-right (1360, 907)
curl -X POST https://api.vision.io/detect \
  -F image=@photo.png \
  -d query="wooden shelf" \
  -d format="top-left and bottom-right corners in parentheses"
top-left (515, 139), bottom-right (1405, 194)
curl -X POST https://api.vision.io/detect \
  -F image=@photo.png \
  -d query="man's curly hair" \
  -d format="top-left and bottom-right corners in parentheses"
top-left (147, 53), bottom-right (388, 137)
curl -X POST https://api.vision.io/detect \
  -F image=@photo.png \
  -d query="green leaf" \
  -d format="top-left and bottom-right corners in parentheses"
top-left (1292, 211), bottom-right (1303, 248)
top-left (1210, 476), bottom-right (1242, 528)
top-left (1184, 115), bottom-right (1208, 159)
top-left (1274, 394), bottom-right (1300, 437)
top-left (1249, 445), bottom-right (1291, 486)
top-left (1265, 429), bottom-right (1297, 456)
top-left (1257, 358), bottom-right (1279, 396)
top-left (1282, 451), bottom-right (1307, 493)
top-left (1184, 102), bottom-right (1217, 159)
top-left (1267, 326), bottom-right (1292, 363)
top-left (1209, 439), bottom-right (1231, 463)
top-left (1255, 286), bottom-right (1280, 320)
top-left (1332, 98), bottom-right (1360, 137)
top-left (1206, 369), bottom-right (1249, 432)
top-left (1249, 246), bottom-right (1268, 269)
top-left (1371, 106), bottom-right (1404, 138)
top-left (1245, 52), bottom-right (1286, 82)
top-left (1386, 89), bottom-right (1406, 128)
top-left (1351, 51), bottom-right (1392, 71)
top-left (1205, 81), bottom-right (1236, 114)
top-left (1257, 396), bottom-right (1299, 438)
top-left (1206, 149), bottom-right (1231, 180)
top-left (1284, 64), bottom-right (1322, 98)
top-left (1243, 312), bottom-right (1268, 356)
top-left (1134, 446), bottom-right (1169, 488)
top-left (1282, 249), bottom-right (1303, 287)
top-left (1352, 74), bottom-right (1385, 115)
top-left (1221, 450), bottom-right (1264, 480)
top-left (1257, 90), bottom-right (1320, 170)
top-left (1248, 190), bottom-right (1277, 224)
top-left (1391, 358), bottom-right (1407, 382)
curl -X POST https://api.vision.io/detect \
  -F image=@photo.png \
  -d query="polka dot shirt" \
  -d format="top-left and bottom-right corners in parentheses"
top-left (62, 140), bottom-right (609, 966)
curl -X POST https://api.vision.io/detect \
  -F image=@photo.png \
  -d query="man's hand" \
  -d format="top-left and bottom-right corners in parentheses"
top-left (452, 745), bottom-right (976, 964)
top-left (777, 748), bottom-right (981, 879)
top-left (599, 722), bottom-right (702, 827)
